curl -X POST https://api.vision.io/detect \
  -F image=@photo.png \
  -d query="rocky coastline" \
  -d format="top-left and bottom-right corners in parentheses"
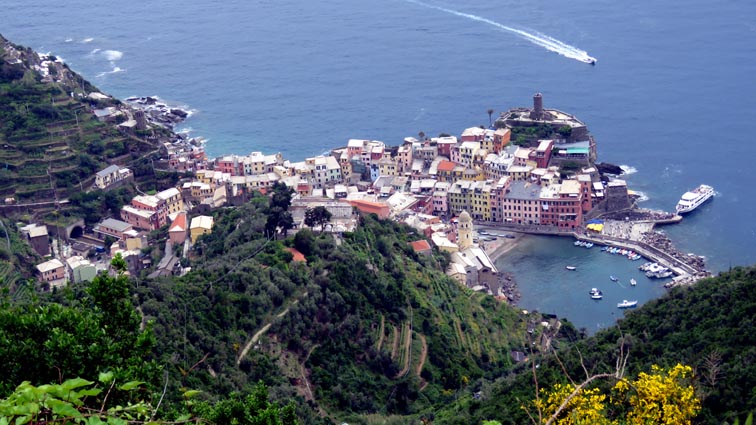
top-left (124, 96), bottom-right (193, 130)
top-left (498, 271), bottom-right (521, 305)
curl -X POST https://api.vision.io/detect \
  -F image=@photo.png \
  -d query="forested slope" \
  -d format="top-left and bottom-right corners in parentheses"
top-left (135, 194), bottom-right (527, 420)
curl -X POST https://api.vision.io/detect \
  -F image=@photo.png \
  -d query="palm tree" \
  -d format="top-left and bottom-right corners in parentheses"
top-left (487, 108), bottom-right (495, 127)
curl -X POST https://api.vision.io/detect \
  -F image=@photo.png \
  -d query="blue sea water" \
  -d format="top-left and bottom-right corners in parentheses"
top-left (4, 0), bottom-right (756, 329)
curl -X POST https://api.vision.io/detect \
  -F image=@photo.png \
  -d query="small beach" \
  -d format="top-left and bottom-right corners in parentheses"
top-left (478, 229), bottom-right (526, 263)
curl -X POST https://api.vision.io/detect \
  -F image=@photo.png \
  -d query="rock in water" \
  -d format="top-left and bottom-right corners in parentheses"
top-left (170, 108), bottom-right (188, 118)
top-left (596, 162), bottom-right (623, 175)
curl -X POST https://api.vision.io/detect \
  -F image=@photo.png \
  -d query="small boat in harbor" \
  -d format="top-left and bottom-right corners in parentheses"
top-left (565, 266), bottom-right (577, 271)
top-left (630, 278), bottom-right (637, 286)
top-left (610, 275), bottom-right (618, 282)
top-left (589, 288), bottom-right (603, 300)
top-left (617, 300), bottom-right (638, 309)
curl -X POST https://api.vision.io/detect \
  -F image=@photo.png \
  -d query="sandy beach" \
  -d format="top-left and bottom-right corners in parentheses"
top-left (478, 229), bottom-right (527, 263)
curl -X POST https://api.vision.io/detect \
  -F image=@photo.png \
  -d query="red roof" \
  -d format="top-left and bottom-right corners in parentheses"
top-left (409, 240), bottom-right (432, 253)
top-left (437, 160), bottom-right (456, 172)
top-left (286, 247), bottom-right (307, 262)
top-left (169, 212), bottom-right (187, 232)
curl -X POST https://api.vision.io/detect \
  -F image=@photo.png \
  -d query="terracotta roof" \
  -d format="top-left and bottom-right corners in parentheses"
top-left (286, 247), bottom-right (307, 263)
top-left (437, 160), bottom-right (456, 172)
top-left (169, 212), bottom-right (187, 232)
top-left (409, 240), bottom-right (432, 253)
top-left (348, 199), bottom-right (390, 218)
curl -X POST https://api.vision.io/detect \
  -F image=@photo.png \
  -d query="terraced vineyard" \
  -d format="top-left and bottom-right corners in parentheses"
top-left (1, 38), bottom-right (159, 202)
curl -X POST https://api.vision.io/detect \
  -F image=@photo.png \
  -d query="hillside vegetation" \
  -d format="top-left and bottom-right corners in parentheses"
top-left (136, 193), bottom-right (527, 421)
top-left (0, 35), bottom-right (159, 202)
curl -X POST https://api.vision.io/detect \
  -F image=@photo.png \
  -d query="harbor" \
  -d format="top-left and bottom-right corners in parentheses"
top-left (481, 207), bottom-right (711, 288)
top-left (480, 206), bottom-right (712, 332)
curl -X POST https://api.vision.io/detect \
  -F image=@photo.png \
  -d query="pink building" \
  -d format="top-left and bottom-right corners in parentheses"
top-left (540, 181), bottom-right (583, 229)
top-left (215, 155), bottom-right (242, 176)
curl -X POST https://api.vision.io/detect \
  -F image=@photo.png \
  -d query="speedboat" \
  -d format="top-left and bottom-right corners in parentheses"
top-left (610, 275), bottom-right (618, 282)
top-left (581, 56), bottom-right (597, 65)
top-left (676, 184), bottom-right (714, 214)
top-left (617, 300), bottom-right (638, 309)
top-left (565, 266), bottom-right (577, 271)
top-left (630, 278), bottom-right (637, 286)
top-left (589, 288), bottom-right (603, 300)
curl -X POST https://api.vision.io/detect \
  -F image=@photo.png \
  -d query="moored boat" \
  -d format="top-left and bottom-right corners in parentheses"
top-left (630, 278), bottom-right (637, 286)
top-left (589, 288), bottom-right (603, 300)
top-left (676, 184), bottom-right (714, 214)
top-left (617, 300), bottom-right (638, 308)
top-left (566, 266), bottom-right (577, 271)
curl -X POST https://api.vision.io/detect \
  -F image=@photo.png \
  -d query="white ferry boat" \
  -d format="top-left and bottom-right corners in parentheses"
top-left (676, 184), bottom-right (714, 214)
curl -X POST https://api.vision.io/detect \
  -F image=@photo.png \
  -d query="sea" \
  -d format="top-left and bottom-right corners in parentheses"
top-left (4, 0), bottom-right (756, 332)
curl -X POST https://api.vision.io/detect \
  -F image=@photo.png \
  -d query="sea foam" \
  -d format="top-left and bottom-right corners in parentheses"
top-left (102, 50), bottom-right (123, 61)
top-left (96, 66), bottom-right (125, 78)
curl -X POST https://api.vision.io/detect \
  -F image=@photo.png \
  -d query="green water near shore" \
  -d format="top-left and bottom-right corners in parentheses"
top-left (494, 235), bottom-right (671, 334)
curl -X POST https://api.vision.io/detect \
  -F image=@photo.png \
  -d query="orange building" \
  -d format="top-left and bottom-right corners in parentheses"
top-left (347, 199), bottom-right (390, 219)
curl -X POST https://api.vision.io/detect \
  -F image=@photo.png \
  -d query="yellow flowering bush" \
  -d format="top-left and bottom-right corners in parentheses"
top-left (525, 363), bottom-right (700, 425)
top-left (533, 383), bottom-right (612, 425)
top-left (613, 364), bottom-right (700, 425)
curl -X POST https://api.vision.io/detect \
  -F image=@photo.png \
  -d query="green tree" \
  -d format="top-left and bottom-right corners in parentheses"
top-left (0, 255), bottom-right (157, 395)
top-left (195, 381), bottom-right (299, 424)
top-left (304, 206), bottom-right (331, 231)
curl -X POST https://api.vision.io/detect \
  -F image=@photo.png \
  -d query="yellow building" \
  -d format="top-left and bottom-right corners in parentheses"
top-left (470, 181), bottom-right (493, 221)
top-left (157, 187), bottom-right (184, 215)
top-left (448, 180), bottom-right (474, 216)
top-left (190, 215), bottom-right (214, 243)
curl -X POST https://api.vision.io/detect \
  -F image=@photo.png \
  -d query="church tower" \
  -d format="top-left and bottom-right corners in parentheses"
top-left (458, 210), bottom-right (473, 250)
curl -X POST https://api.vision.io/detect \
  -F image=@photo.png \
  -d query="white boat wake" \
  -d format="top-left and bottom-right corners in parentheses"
top-left (404, 0), bottom-right (596, 64)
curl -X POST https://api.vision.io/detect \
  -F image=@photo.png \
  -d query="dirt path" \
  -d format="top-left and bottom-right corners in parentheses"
top-left (235, 294), bottom-right (305, 366)
top-left (236, 324), bottom-right (271, 366)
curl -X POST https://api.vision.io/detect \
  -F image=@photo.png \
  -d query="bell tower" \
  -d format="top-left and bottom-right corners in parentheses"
top-left (458, 210), bottom-right (473, 250)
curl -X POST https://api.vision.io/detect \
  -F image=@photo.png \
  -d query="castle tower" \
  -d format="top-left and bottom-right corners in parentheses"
top-left (530, 92), bottom-right (544, 120)
top-left (458, 210), bottom-right (473, 250)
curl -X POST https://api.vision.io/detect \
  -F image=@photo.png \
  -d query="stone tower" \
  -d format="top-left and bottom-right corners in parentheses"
top-left (530, 92), bottom-right (544, 120)
top-left (458, 210), bottom-right (473, 250)
top-left (135, 109), bottom-right (147, 130)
